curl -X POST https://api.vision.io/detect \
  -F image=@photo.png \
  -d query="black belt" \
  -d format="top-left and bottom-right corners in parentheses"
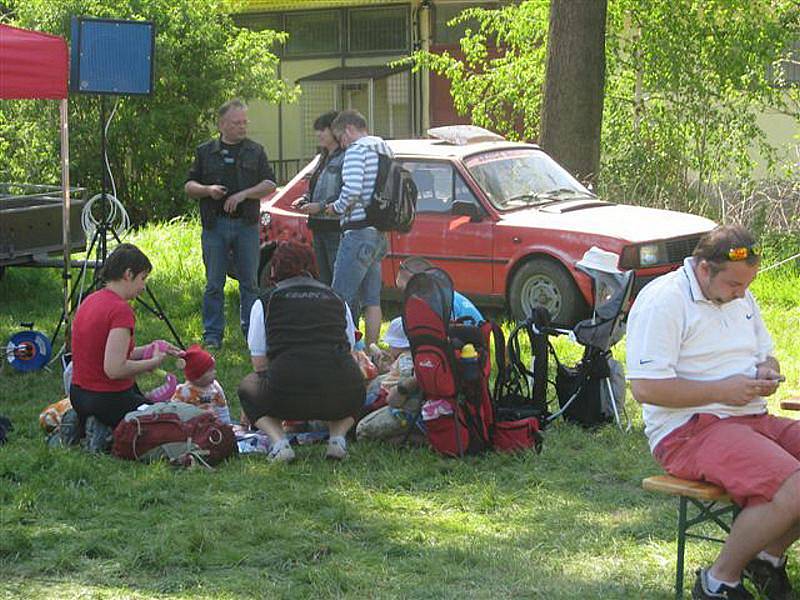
top-left (342, 220), bottom-right (374, 232)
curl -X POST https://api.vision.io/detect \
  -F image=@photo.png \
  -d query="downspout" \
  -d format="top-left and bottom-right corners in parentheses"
top-left (277, 59), bottom-right (284, 181)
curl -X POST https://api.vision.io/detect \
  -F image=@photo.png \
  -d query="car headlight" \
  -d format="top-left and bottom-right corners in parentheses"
top-left (620, 242), bottom-right (668, 269)
top-left (639, 243), bottom-right (667, 267)
top-left (260, 211), bottom-right (271, 229)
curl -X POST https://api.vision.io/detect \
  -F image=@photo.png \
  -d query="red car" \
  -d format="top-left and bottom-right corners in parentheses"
top-left (260, 128), bottom-right (715, 325)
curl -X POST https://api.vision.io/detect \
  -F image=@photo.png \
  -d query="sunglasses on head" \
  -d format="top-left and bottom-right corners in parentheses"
top-left (724, 245), bottom-right (760, 261)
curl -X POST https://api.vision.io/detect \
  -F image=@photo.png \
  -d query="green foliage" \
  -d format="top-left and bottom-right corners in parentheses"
top-left (411, 0), bottom-right (800, 213)
top-left (0, 0), bottom-right (297, 223)
top-left (407, 1), bottom-right (549, 141)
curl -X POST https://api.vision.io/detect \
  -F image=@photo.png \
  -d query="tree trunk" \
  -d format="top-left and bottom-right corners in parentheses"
top-left (540, 0), bottom-right (607, 183)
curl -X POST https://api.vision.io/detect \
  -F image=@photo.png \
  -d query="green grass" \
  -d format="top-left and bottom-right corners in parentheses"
top-left (2, 220), bottom-right (800, 599)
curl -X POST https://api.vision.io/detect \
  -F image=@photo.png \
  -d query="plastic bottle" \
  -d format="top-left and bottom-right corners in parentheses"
top-left (459, 343), bottom-right (480, 381)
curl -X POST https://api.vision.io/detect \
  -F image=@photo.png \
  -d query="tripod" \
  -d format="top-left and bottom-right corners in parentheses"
top-left (50, 96), bottom-right (184, 353)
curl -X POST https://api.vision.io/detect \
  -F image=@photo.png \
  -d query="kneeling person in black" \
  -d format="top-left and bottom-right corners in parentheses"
top-left (238, 241), bottom-right (364, 461)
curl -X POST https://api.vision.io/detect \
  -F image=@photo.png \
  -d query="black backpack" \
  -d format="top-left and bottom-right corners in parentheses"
top-left (366, 153), bottom-right (418, 233)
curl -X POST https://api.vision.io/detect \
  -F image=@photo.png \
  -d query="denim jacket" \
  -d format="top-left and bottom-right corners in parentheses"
top-left (308, 148), bottom-right (345, 232)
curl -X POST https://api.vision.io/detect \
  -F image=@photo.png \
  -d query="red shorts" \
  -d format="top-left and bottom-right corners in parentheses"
top-left (654, 413), bottom-right (800, 508)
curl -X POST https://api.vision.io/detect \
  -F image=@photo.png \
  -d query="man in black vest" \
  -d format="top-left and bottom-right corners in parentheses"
top-left (185, 99), bottom-right (276, 349)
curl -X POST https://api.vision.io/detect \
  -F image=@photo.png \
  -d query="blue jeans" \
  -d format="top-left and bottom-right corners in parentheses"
top-left (201, 216), bottom-right (259, 342)
top-left (312, 230), bottom-right (341, 286)
top-left (332, 227), bottom-right (387, 320)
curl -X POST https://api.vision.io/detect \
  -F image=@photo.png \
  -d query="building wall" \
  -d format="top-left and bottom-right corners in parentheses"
top-left (235, 0), bottom-right (491, 181)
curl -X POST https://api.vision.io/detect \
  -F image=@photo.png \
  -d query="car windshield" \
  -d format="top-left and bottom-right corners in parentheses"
top-left (464, 148), bottom-right (595, 210)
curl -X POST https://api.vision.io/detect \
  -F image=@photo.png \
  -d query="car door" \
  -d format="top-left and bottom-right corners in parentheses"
top-left (388, 160), bottom-right (494, 295)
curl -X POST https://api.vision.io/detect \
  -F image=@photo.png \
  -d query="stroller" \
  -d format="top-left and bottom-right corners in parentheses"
top-left (498, 247), bottom-right (634, 431)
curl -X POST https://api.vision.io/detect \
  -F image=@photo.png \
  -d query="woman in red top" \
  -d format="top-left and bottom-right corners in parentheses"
top-left (70, 244), bottom-right (182, 433)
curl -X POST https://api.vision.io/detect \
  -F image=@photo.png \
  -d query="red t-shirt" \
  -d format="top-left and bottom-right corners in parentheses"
top-left (71, 288), bottom-right (136, 391)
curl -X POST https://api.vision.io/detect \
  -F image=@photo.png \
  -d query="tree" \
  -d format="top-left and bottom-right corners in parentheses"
top-left (411, 0), bottom-right (800, 215)
top-left (540, 0), bottom-right (607, 182)
top-left (0, 0), bottom-right (297, 223)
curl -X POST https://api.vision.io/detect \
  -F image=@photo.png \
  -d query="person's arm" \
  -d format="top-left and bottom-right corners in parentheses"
top-left (630, 374), bottom-right (779, 408)
top-left (330, 145), bottom-right (367, 215)
top-left (185, 148), bottom-right (227, 200)
top-left (130, 340), bottom-right (182, 360)
top-left (186, 180), bottom-right (227, 200)
top-left (224, 147), bottom-right (278, 213)
top-left (251, 355), bottom-right (268, 372)
top-left (223, 179), bottom-right (277, 214)
top-left (103, 328), bottom-right (165, 380)
top-left (247, 299), bottom-right (269, 372)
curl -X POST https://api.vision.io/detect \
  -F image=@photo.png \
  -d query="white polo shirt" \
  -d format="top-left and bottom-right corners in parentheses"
top-left (626, 257), bottom-right (773, 451)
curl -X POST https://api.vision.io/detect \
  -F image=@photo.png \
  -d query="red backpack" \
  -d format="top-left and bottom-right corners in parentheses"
top-left (112, 402), bottom-right (237, 468)
top-left (403, 268), bottom-right (542, 456)
top-left (402, 269), bottom-right (509, 455)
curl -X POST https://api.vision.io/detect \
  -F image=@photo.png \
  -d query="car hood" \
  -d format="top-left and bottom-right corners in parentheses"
top-left (498, 201), bottom-right (716, 242)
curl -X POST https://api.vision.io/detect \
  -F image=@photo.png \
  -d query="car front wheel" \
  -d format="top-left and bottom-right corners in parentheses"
top-left (508, 257), bottom-right (587, 326)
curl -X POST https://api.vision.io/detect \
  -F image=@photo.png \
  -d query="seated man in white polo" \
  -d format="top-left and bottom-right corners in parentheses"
top-left (626, 224), bottom-right (798, 600)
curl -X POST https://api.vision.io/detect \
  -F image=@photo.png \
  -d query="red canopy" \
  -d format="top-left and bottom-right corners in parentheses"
top-left (0, 23), bottom-right (68, 100)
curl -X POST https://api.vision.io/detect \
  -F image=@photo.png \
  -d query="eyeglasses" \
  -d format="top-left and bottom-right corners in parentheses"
top-left (725, 245), bottom-right (760, 261)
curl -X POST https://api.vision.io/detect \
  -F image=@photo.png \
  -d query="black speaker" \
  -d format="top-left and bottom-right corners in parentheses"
top-left (70, 17), bottom-right (155, 95)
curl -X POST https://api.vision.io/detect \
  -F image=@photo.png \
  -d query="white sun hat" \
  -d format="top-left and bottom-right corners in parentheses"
top-left (383, 317), bottom-right (410, 349)
top-left (576, 246), bottom-right (623, 274)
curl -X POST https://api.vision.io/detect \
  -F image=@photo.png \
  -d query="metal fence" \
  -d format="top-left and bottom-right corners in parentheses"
top-left (271, 158), bottom-right (313, 185)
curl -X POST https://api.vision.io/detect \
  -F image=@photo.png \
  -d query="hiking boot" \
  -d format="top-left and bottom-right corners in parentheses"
top-left (744, 557), bottom-right (795, 599)
top-left (84, 416), bottom-right (113, 454)
top-left (692, 568), bottom-right (754, 599)
top-left (58, 409), bottom-right (81, 447)
top-left (268, 441), bottom-right (295, 463)
top-left (325, 436), bottom-right (348, 460)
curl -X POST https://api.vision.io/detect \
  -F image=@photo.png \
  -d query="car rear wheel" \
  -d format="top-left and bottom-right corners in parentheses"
top-left (508, 257), bottom-right (587, 326)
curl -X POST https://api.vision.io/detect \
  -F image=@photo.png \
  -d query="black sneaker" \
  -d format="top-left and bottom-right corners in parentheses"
top-left (58, 409), bottom-right (81, 446)
top-left (693, 568), bottom-right (754, 599)
top-left (84, 416), bottom-right (113, 454)
top-left (744, 557), bottom-right (795, 599)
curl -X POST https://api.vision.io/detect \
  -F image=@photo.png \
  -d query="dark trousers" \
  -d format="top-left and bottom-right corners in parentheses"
top-left (70, 384), bottom-right (148, 429)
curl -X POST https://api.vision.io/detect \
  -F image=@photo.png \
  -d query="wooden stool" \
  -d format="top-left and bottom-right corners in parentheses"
top-left (780, 399), bottom-right (800, 411)
top-left (643, 475), bottom-right (740, 598)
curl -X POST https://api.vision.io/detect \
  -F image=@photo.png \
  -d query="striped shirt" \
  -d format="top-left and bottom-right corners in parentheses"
top-left (332, 135), bottom-right (393, 226)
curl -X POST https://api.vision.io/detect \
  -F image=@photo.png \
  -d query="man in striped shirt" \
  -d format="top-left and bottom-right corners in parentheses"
top-left (326, 110), bottom-right (391, 347)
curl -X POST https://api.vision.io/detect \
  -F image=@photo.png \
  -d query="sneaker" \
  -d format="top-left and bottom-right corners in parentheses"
top-left (84, 416), bottom-right (113, 454)
top-left (203, 338), bottom-right (222, 350)
top-left (58, 409), bottom-right (81, 446)
top-left (326, 436), bottom-right (348, 460)
top-left (744, 557), bottom-right (795, 599)
top-left (268, 441), bottom-right (295, 463)
top-left (693, 568), bottom-right (754, 599)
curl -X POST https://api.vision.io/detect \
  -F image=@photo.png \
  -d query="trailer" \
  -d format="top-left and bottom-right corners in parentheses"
top-left (0, 183), bottom-right (86, 277)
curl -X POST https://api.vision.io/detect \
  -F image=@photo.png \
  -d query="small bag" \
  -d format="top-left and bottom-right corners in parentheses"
top-left (112, 401), bottom-right (236, 468)
top-left (425, 409), bottom-right (472, 457)
top-left (491, 417), bottom-right (543, 453)
top-left (555, 360), bottom-right (609, 427)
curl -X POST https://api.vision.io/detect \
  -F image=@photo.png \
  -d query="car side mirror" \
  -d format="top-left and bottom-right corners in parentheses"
top-left (452, 201), bottom-right (483, 222)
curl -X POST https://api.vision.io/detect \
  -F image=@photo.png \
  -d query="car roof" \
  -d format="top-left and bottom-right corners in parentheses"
top-left (386, 138), bottom-right (542, 160)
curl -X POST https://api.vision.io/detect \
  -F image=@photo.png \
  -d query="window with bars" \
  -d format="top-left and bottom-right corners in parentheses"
top-left (769, 40), bottom-right (800, 87)
top-left (348, 6), bottom-right (409, 53)
top-left (285, 10), bottom-right (340, 56)
top-left (299, 72), bottom-right (412, 156)
top-left (232, 12), bottom-right (282, 33)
